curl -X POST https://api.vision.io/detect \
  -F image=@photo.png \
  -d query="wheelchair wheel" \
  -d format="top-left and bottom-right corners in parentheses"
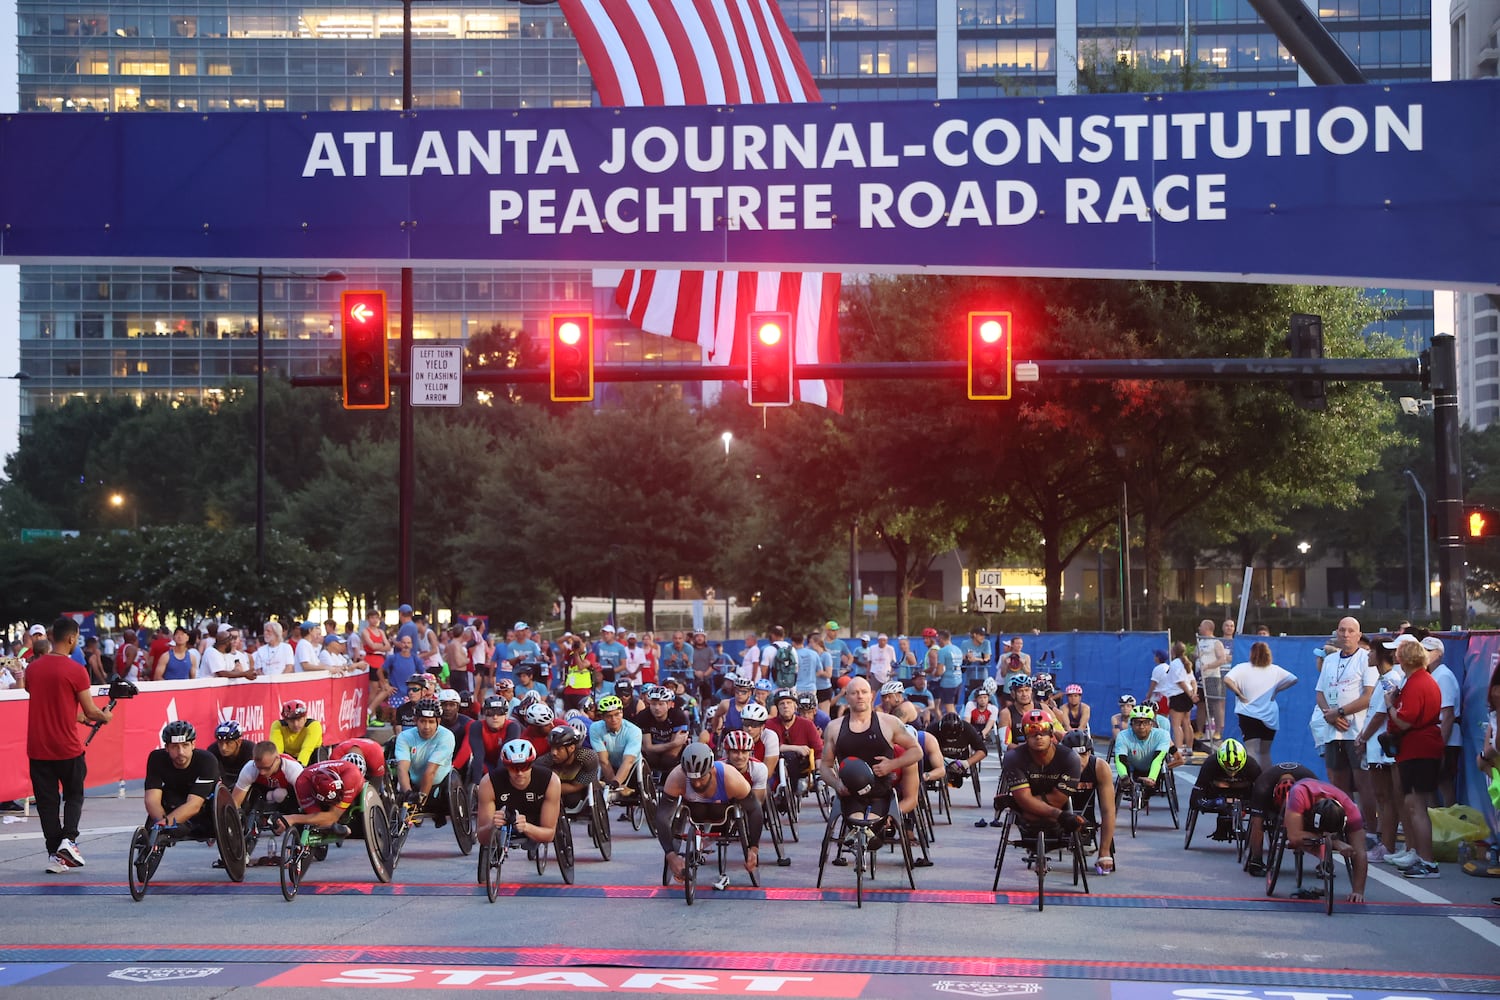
top-left (484, 829), bottom-right (506, 904)
top-left (1035, 829), bottom-right (1048, 912)
top-left (816, 776), bottom-right (834, 822)
top-left (937, 779), bottom-right (953, 825)
top-left (556, 820), bottom-right (576, 885)
top-left (1166, 772), bottom-right (1180, 828)
top-left (127, 827), bottom-right (152, 902)
top-left (738, 811), bottom-right (760, 887)
top-left (1265, 825), bottom-right (1287, 896)
top-left (1129, 784), bottom-right (1140, 838)
top-left (534, 838), bottom-right (549, 876)
top-left (1324, 849), bottom-right (1336, 916)
top-left (814, 814), bottom-right (838, 889)
top-left (1232, 801), bottom-right (1248, 864)
top-left (213, 788), bottom-right (247, 882)
top-left (851, 828), bottom-right (866, 908)
top-left (991, 810), bottom-right (1014, 892)
top-left (590, 783), bottom-right (613, 861)
top-left (639, 767), bottom-right (660, 837)
top-left (971, 761), bottom-right (983, 808)
top-left (1183, 801), bottom-right (1199, 851)
top-left (278, 829), bottom-right (303, 902)
top-left (449, 778), bottom-right (475, 856)
top-left (764, 791), bottom-right (787, 864)
top-left (363, 789), bottom-right (393, 884)
top-left (917, 785), bottom-right (937, 845)
top-left (1073, 833), bottom-right (1090, 893)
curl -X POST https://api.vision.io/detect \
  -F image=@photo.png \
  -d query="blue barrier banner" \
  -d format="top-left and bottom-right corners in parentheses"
top-left (2, 82), bottom-right (1497, 289)
top-left (1460, 633), bottom-right (1498, 836)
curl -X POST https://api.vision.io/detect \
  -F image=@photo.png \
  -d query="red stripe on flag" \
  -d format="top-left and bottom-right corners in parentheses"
top-left (653, 2), bottom-right (709, 105)
top-left (558, 2), bottom-right (626, 107)
top-left (691, 0), bottom-right (744, 102)
top-left (717, 0), bottom-right (767, 103)
top-left (670, 270), bottom-right (706, 345)
top-left (608, 5), bottom-right (667, 106)
top-left (744, 0), bottom-right (793, 102)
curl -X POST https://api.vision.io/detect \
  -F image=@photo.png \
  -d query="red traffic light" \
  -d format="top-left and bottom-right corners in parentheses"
top-left (340, 290), bottom-right (390, 410)
top-left (550, 313), bottom-right (594, 402)
top-left (747, 311), bottom-right (793, 407)
top-left (968, 310), bottom-right (1012, 400)
top-left (1466, 505), bottom-right (1497, 539)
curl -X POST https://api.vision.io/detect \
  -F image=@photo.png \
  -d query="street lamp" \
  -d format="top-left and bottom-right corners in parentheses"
top-left (1113, 443), bottom-right (1132, 631)
top-left (172, 266), bottom-right (345, 573)
top-left (1297, 541), bottom-right (1310, 555)
top-left (109, 492), bottom-right (138, 529)
top-left (721, 430), bottom-right (733, 457)
top-left (1403, 468), bottom-right (1431, 614)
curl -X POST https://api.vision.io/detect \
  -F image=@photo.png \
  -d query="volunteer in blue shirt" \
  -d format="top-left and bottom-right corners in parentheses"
top-left (593, 625), bottom-right (627, 685)
top-left (961, 626), bottom-right (993, 703)
top-left (936, 629), bottom-right (965, 715)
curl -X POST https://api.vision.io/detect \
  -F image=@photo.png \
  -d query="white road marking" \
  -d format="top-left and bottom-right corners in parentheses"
top-left (0, 824), bottom-right (139, 843)
top-left (1366, 862), bottom-right (1500, 950)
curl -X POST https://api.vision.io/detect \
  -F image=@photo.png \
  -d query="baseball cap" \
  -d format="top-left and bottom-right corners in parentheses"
top-left (877, 633), bottom-right (888, 640)
top-left (28, 624), bottom-right (46, 637)
top-left (398, 603), bottom-right (413, 614)
top-left (626, 631), bottom-right (638, 639)
top-left (826, 621), bottom-right (840, 630)
top-left (1381, 634), bottom-right (1417, 649)
top-left (1419, 636), bottom-right (1444, 652)
top-left (602, 624), bottom-right (616, 633)
top-left (514, 620), bottom-right (529, 630)
top-left (438, 689), bottom-right (461, 703)
top-left (323, 634), bottom-right (344, 647)
top-left (300, 620), bottom-right (319, 631)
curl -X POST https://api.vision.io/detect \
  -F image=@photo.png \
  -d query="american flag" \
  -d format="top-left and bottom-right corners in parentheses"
top-left (556, 0), bottom-right (842, 409)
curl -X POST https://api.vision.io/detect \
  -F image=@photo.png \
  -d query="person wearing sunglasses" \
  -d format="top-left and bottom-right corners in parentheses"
top-left (995, 709), bottom-right (1085, 841)
top-left (1113, 706), bottom-right (1184, 801)
top-left (475, 739), bottom-right (561, 862)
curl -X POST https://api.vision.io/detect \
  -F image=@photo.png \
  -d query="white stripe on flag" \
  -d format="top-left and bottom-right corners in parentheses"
top-left (641, 270), bottom-right (682, 334)
top-left (630, 1), bottom-right (686, 106)
top-left (676, 1), bottom-right (729, 104)
top-left (705, 0), bottom-right (755, 102)
top-left (579, 0), bottom-right (644, 105)
top-left (795, 273), bottom-right (828, 406)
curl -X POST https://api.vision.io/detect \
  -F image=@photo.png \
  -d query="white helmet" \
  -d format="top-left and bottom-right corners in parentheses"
top-left (522, 702), bottom-right (555, 728)
top-left (880, 680), bottom-right (905, 697)
top-left (681, 743), bottom-right (715, 778)
top-left (501, 739), bottom-right (537, 766)
top-left (982, 677), bottom-right (999, 695)
top-left (740, 702), bottom-right (770, 724)
top-left (340, 750), bottom-right (368, 777)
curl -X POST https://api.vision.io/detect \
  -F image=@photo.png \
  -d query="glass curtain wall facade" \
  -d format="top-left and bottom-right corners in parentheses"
top-left (15, 0), bottom-right (1433, 421)
top-left (1451, 0), bottom-right (1499, 428)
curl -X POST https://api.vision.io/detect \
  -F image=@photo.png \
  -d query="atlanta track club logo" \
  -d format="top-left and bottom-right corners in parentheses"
top-left (107, 967), bottom-right (224, 983)
top-left (931, 982), bottom-right (1045, 998)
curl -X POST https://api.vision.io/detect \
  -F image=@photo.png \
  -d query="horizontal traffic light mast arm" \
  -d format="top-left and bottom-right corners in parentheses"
top-left (291, 355), bottom-right (1423, 388)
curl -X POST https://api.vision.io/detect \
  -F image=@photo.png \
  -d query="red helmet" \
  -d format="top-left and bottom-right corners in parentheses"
top-left (310, 766), bottom-right (344, 804)
top-left (723, 729), bottom-right (755, 752)
top-left (1273, 775), bottom-right (1297, 809)
top-left (281, 699), bottom-right (308, 721)
top-left (1022, 709), bottom-right (1053, 736)
top-left (921, 627), bottom-right (938, 639)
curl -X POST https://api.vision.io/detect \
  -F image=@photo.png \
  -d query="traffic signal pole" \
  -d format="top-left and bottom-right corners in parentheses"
top-left (398, 0), bottom-right (416, 611)
top-left (1429, 332), bottom-right (1468, 628)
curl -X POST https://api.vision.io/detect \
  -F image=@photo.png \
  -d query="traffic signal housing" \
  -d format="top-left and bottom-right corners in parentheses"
top-left (340, 290), bottom-right (390, 410)
top-left (550, 313), bottom-right (594, 402)
top-left (748, 311), bottom-right (793, 406)
top-left (1287, 312), bottom-right (1327, 411)
top-left (1466, 504), bottom-right (1499, 540)
top-left (968, 311), bottom-right (1012, 400)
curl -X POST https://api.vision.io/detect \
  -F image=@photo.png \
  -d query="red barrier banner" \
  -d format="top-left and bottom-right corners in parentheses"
top-left (0, 671), bottom-right (368, 802)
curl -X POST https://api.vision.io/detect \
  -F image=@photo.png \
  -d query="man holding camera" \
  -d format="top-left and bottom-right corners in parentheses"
top-left (26, 617), bottom-right (114, 873)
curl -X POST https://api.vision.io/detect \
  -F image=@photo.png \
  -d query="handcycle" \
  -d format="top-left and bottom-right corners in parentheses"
top-left (659, 796), bottom-right (760, 905)
top-left (275, 783), bottom-right (394, 901)
top-left (990, 804), bottom-right (1092, 911)
top-left (1183, 792), bottom-right (1248, 859)
top-left (476, 806), bottom-right (576, 901)
top-left (127, 783), bottom-right (248, 901)
top-left (1263, 822), bottom-right (1354, 916)
top-left (814, 792), bottom-right (918, 908)
top-left (1114, 767), bottom-right (1179, 837)
top-left (559, 779), bottom-right (613, 861)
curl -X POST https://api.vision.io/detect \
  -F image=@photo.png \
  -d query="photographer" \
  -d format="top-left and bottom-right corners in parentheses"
top-left (26, 617), bottom-right (113, 874)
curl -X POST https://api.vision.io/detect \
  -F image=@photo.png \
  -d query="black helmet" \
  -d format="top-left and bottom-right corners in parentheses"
top-left (1309, 797), bottom-right (1347, 835)
top-left (938, 711), bottom-right (964, 738)
top-left (161, 720), bottom-right (197, 745)
top-left (547, 724), bottom-right (581, 750)
top-left (796, 692), bottom-right (816, 710)
top-left (214, 720), bottom-right (243, 741)
top-left (1060, 730), bottom-right (1091, 753)
top-left (838, 757), bottom-right (876, 798)
top-left (415, 698), bottom-right (441, 720)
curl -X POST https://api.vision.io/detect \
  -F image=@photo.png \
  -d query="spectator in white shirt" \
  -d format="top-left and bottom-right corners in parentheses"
top-left (253, 621), bottom-right (295, 677)
top-left (292, 621), bottom-right (323, 673)
top-left (318, 633), bottom-right (351, 673)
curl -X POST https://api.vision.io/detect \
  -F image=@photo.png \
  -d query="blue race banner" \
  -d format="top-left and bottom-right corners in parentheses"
top-left (1, 81), bottom-right (1497, 289)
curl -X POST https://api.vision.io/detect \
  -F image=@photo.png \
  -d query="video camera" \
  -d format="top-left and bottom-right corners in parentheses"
top-left (85, 678), bottom-right (140, 746)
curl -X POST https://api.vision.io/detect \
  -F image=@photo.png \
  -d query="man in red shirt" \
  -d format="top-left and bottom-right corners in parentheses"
top-left (767, 689), bottom-right (822, 795)
top-left (1386, 636), bottom-right (1445, 878)
top-left (25, 618), bottom-right (113, 873)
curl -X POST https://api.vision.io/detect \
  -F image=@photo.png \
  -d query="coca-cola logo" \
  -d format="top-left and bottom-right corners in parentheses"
top-left (337, 688), bottom-right (365, 732)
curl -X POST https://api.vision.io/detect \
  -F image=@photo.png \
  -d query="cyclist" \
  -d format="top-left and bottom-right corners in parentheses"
top-left (636, 685), bottom-right (691, 776)
top-left (271, 699), bottom-right (324, 766)
top-left (1243, 762), bottom-right (1318, 876)
top-left (547, 724), bottom-right (600, 811)
top-left (1061, 684), bottom-right (1090, 735)
top-left (1188, 738), bottom-right (1262, 842)
top-left (284, 757), bottom-right (366, 835)
top-left (143, 720), bottom-right (220, 837)
top-left (767, 688), bottom-right (822, 795)
top-left (932, 711), bottom-right (987, 795)
top-left (997, 709), bottom-right (1086, 843)
top-left (520, 701), bottom-right (557, 758)
top-left (393, 698), bottom-right (456, 823)
top-left (589, 694), bottom-right (644, 803)
top-left (657, 742), bottom-right (761, 882)
top-left (880, 680), bottom-right (920, 725)
top-left (1060, 729), bottom-right (1116, 873)
top-left (1283, 779), bottom-right (1370, 902)
top-left (208, 719), bottom-right (255, 782)
top-left (1113, 705), bottom-right (1183, 799)
top-left (467, 695), bottom-right (522, 783)
top-left (231, 741), bottom-right (304, 814)
top-left (739, 702), bottom-right (781, 781)
top-left (329, 736), bottom-right (388, 784)
top-left (438, 689), bottom-right (473, 742)
top-left (476, 739), bottom-right (562, 862)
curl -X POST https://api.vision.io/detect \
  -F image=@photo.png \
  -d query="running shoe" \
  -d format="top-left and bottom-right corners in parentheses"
top-left (1367, 844), bottom-right (1389, 863)
top-left (56, 839), bottom-right (85, 868)
top-left (1385, 848), bottom-right (1418, 866)
top-left (44, 855), bottom-right (70, 874)
top-left (1400, 860), bottom-right (1440, 879)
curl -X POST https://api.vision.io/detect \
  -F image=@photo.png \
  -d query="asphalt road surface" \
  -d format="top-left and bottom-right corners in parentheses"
top-left (1, 760), bottom-right (1497, 1000)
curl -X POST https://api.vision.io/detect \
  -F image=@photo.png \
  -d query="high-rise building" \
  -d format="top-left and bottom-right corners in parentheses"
top-left (1450, 0), bottom-right (1499, 428)
top-left (7, 0), bottom-right (1433, 432)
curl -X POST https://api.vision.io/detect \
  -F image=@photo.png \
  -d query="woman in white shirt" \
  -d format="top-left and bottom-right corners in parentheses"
top-left (1223, 640), bottom-right (1298, 769)
top-left (1166, 641), bottom-right (1199, 756)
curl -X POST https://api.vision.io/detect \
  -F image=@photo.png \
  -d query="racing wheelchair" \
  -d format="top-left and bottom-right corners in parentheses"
top-left (275, 782), bottom-right (395, 902)
top-left (660, 796), bottom-right (760, 905)
top-left (990, 801), bottom-right (1093, 911)
top-left (127, 782), bottom-right (249, 901)
top-left (814, 782), bottom-right (918, 908)
top-left (476, 805), bottom-right (577, 900)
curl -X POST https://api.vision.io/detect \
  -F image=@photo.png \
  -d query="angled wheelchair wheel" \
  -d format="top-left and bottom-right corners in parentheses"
top-left (1166, 772), bottom-right (1180, 828)
top-left (127, 827), bottom-right (152, 902)
top-left (738, 811), bottom-right (760, 888)
top-left (639, 766), bottom-right (660, 838)
top-left (1035, 829), bottom-right (1048, 911)
top-left (991, 809), bottom-right (1015, 891)
top-left (1265, 825), bottom-right (1287, 896)
top-left (484, 829), bottom-right (506, 904)
top-left (1233, 801), bottom-right (1248, 864)
top-left (590, 783), bottom-right (613, 861)
top-left (213, 788), bottom-right (247, 883)
top-left (556, 820), bottom-right (576, 885)
top-left (971, 762), bottom-right (984, 808)
top-left (449, 778), bottom-right (475, 856)
top-left (278, 829), bottom-right (303, 902)
top-left (1183, 801), bottom-right (1199, 851)
top-left (363, 789), bottom-right (393, 884)
top-left (815, 814), bottom-right (839, 889)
